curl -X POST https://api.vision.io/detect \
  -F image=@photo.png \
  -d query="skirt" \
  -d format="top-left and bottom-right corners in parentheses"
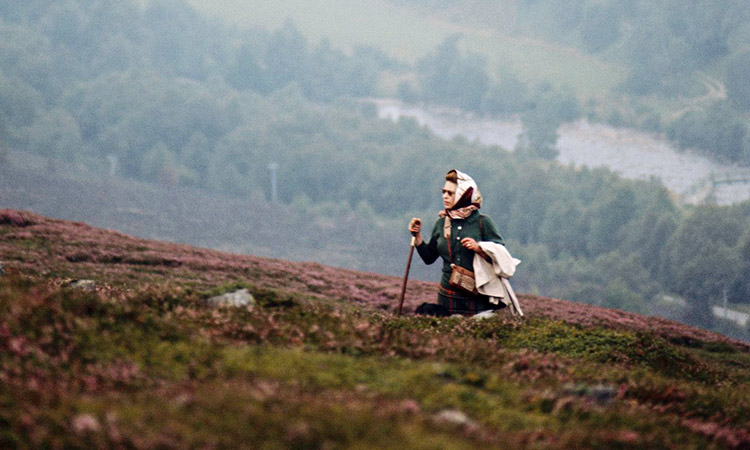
top-left (437, 286), bottom-right (506, 316)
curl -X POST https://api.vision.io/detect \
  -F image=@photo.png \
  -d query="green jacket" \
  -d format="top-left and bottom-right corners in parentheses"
top-left (416, 210), bottom-right (504, 289)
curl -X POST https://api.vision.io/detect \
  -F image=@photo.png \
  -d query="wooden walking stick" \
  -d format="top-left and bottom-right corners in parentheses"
top-left (397, 219), bottom-right (420, 316)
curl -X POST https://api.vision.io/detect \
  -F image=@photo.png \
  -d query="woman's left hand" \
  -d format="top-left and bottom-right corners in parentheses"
top-left (460, 237), bottom-right (479, 252)
top-left (461, 238), bottom-right (489, 259)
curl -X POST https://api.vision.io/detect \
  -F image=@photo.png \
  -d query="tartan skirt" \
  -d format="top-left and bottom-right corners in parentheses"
top-left (437, 285), bottom-right (505, 316)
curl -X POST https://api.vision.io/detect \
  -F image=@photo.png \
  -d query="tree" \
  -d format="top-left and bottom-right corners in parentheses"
top-left (144, 0), bottom-right (223, 79)
top-left (504, 163), bottom-right (559, 242)
top-left (537, 202), bottom-right (587, 257)
top-left (620, 183), bottom-right (679, 279)
top-left (180, 132), bottom-right (212, 187)
top-left (620, 11), bottom-right (686, 96)
top-left (140, 141), bottom-right (176, 181)
top-left (302, 39), bottom-right (377, 102)
top-left (416, 34), bottom-right (489, 111)
top-left (397, 81), bottom-right (420, 104)
top-left (514, 82), bottom-right (582, 159)
top-left (726, 50), bottom-right (750, 112)
top-left (673, 243), bottom-right (740, 328)
top-left (515, 108), bottom-right (560, 160)
top-left (584, 184), bottom-right (636, 255)
top-left (664, 205), bottom-right (745, 325)
top-left (481, 74), bottom-right (529, 116)
top-left (226, 44), bottom-right (270, 93)
top-left (25, 108), bottom-right (84, 162)
top-left (0, 73), bottom-right (42, 129)
top-left (667, 103), bottom-right (748, 163)
top-left (579, 3), bottom-right (621, 52)
top-left (729, 231), bottom-right (750, 304)
top-left (264, 20), bottom-right (309, 91)
top-left (0, 133), bottom-right (9, 168)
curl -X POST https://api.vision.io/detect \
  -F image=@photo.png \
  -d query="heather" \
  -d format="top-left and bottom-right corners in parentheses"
top-left (2, 210), bottom-right (750, 448)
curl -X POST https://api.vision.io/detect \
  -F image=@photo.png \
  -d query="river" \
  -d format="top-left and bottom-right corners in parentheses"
top-left (372, 98), bottom-right (750, 205)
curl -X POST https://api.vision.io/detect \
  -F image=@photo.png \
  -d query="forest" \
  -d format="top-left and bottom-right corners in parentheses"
top-left (393, 0), bottom-right (750, 165)
top-left (1, 0), bottom-right (749, 339)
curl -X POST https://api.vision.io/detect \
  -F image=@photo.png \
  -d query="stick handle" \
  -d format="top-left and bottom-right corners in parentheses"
top-left (397, 236), bottom-right (417, 316)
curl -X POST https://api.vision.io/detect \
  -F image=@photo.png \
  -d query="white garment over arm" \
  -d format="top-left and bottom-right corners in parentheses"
top-left (473, 242), bottom-right (523, 317)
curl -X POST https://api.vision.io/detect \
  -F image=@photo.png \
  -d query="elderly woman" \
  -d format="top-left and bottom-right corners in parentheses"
top-left (409, 169), bottom-right (507, 316)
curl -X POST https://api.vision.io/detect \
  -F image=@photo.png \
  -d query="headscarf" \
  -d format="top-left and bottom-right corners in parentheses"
top-left (439, 169), bottom-right (483, 239)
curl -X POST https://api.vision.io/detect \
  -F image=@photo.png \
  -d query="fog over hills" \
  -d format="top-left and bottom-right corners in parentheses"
top-left (4, 2), bottom-right (750, 445)
top-left (2, 1), bottom-right (750, 344)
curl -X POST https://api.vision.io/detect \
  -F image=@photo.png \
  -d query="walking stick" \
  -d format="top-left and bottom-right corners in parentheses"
top-left (397, 221), bottom-right (419, 316)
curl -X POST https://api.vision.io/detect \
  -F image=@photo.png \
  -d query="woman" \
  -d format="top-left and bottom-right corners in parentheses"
top-left (409, 169), bottom-right (506, 316)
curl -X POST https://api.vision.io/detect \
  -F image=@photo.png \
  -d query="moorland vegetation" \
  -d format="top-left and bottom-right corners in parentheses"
top-left (1, 210), bottom-right (750, 448)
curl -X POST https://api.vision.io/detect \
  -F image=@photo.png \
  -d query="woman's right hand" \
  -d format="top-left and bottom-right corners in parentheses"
top-left (408, 218), bottom-right (422, 245)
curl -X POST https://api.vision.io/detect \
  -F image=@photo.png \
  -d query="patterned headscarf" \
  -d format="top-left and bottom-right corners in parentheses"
top-left (450, 169), bottom-right (482, 210)
top-left (439, 169), bottom-right (483, 238)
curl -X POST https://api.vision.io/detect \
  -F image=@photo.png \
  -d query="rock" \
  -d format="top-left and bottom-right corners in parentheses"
top-left (72, 414), bottom-right (101, 434)
top-left (590, 384), bottom-right (617, 405)
top-left (399, 399), bottom-right (421, 415)
top-left (208, 289), bottom-right (255, 309)
top-left (563, 382), bottom-right (617, 406)
top-left (64, 279), bottom-right (96, 291)
top-left (472, 310), bottom-right (496, 320)
top-left (434, 409), bottom-right (474, 427)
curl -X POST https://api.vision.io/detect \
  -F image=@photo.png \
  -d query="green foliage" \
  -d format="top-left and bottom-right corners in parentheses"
top-left (407, 34), bottom-right (583, 142)
top-left (725, 50), bottom-right (750, 112)
top-left (505, 320), bottom-right (698, 376)
top-left (24, 108), bottom-right (84, 162)
top-left (265, 20), bottom-right (310, 88)
top-left (579, 3), bottom-right (622, 52)
top-left (500, 0), bottom-right (750, 165)
top-left (480, 72), bottom-right (529, 116)
top-left (514, 84), bottom-right (582, 160)
top-left (0, 72), bottom-right (42, 130)
top-left (663, 205), bottom-right (746, 325)
top-left (416, 34), bottom-right (490, 111)
top-left (667, 102), bottom-right (749, 164)
top-left (729, 231), bottom-right (750, 303)
top-left (515, 109), bottom-right (560, 160)
top-left (584, 183), bottom-right (635, 254)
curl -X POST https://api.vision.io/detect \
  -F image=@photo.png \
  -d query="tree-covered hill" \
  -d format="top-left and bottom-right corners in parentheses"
top-left (1, 210), bottom-right (749, 449)
top-left (192, 0), bottom-right (750, 165)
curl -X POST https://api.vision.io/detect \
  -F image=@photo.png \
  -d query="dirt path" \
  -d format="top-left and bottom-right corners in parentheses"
top-left (671, 72), bottom-right (728, 119)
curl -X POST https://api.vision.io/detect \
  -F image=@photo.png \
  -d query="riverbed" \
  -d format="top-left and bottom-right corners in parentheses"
top-left (373, 98), bottom-right (750, 205)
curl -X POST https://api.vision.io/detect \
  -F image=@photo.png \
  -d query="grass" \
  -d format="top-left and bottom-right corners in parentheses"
top-left (461, 33), bottom-right (625, 98)
top-left (188, 0), bottom-right (624, 100)
top-left (2, 211), bottom-right (750, 448)
top-left (190, 0), bottom-right (448, 60)
top-left (0, 273), bottom-right (746, 449)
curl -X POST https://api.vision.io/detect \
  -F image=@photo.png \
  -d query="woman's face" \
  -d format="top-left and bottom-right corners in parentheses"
top-left (442, 181), bottom-right (457, 209)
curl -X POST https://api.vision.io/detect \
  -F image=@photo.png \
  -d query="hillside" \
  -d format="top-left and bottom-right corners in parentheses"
top-left (0, 160), bottom-right (418, 279)
top-left (5, 0), bottom-right (750, 338)
top-left (189, 0), bottom-right (625, 96)
top-left (184, 0), bottom-right (750, 164)
top-left (2, 209), bottom-right (750, 449)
